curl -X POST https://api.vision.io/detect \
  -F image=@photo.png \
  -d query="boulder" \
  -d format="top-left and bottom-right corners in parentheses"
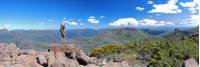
top-left (0, 43), bottom-right (19, 59)
top-left (0, 43), bottom-right (20, 66)
top-left (16, 55), bottom-right (43, 67)
top-left (48, 44), bottom-right (98, 65)
top-left (47, 45), bottom-right (81, 67)
top-left (113, 58), bottom-right (125, 62)
top-left (37, 54), bottom-right (47, 66)
top-left (182, 58), bottom-right (198, 67)
top-left (88, 57), bottom-right (98, 64)
top-left (11, 64), bottom-right (26, 67)
top-left (48, 52), bottom-right (80, 67)
top-left (0, 64), bottom-right (5, 67)
top-left (46, 52), bottom-right (56, 67)
top-left (19, 50), bottom-right (37, 56)
top-left (5, 43), bottom-right (20, 58)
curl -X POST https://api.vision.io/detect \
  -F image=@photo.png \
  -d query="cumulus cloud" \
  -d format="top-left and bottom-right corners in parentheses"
top-left (62, 17), bottom-right (67, 20)
top-left (62, 19), bottom-right (78, 26)
top-left (62, 20), bottom-right (70, 23)
top-left (140, 19), bottom-right (175, 26)
top-left (88, 16), bottom-right (99, 24)
top-left (140, 19), bottom-right (158, 26)
top-left (180, 15), bottom-right (200, 26)
top-left (77, 19), bottom-right (82, 22)
top-left (80, 23), bottom-right (84, 25)
top-left (180, 2), bottom-right (196, 7)
top-left (0, 24), bottom-right (11, 29)
top-left (70, 22), bottom-right (78, 26)
top-left (179, 0), bottom-right (199, 14)
top-left (190, 15), bottom-right (200, 22)
top-left (136, 7), bottom-right (145, 11)
top-left (100, 16), bottom-right (105, 19)
top-left (4, 24), bottom-right (10, 29)
top-left (193, 0), bottom-right (200, 11)
top-left (109, 18), bottom-right (175, 27)
top-left (61, 17), bottom-right (89, 26)
top-left (148, 0), bottom-right (182, 14)
top-left (147, 0), bottom-right (154, 4)
top-left (109, 18), bottom-right (139, 26)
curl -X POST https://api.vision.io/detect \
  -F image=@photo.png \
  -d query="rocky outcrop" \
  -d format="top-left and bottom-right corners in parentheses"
top-left (182, 58), bottom-right (199, 67)
top-left (0, 43), bottom-right (19, 59)
top-left (0, 43), bottom-right (131, 67)
top-left (0, 43), bottom-right (43, 67)
top-left (48, 44), bottom-right (98, 65)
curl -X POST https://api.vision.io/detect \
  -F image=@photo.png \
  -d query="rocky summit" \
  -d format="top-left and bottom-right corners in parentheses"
top-left (0, 43), bottom-right (131, 67)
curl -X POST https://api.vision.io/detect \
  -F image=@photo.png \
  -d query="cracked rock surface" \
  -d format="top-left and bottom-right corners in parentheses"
top-left (0, 43), bottom-right (131, 67)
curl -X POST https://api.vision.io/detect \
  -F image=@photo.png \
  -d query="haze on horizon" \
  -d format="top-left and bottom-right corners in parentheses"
top-left (0, 0), bottom-right (199, 30)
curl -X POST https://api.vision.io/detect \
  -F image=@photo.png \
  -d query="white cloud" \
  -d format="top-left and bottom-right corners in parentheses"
top-left (1, 24), bottom-right (11, 29)
top-left (80, 23), bottom-right (84, 25)
top-left (180, 15), bottom-right (199, 26)
top-left (70, 22), bottom-right (78, 26)
top-left (77, 19), bottom-right (82, 22)
top-left (109, 18), bottom-right (175, 27)
top-left (62, 20), bottom-right (70, 23)
top-left (100, 16), bottom-right (105, 19)
top-left (193, 0), bottom-right (200, 11)
top-left (89, 16), bottom-right (95, 18)
top-left (155, 14), bottom-right (161, 16)
top-left (180, 2), bottom-right (196, 7)
top-left (62, 17), bottom-right (67, 20)
top-left (147, 0), bottom-right (154, 4)
top-left (62, 20), bottom-right (78, 26)
top-left (165, 22), bottom-right (175, 25)
top-left (88, 16), bottom-right (99, 24)
top-left (109, 18), bottom-right (139, 26)
top-left (148, 0), bottom-right (182, 14)
top-left (136, 7), bottom-right (144, 11)
top-left (140, 19), bottom-right (175, 26)
top-left (188, 15), bottom-right (199, 25)
top-left (179, 1), bottom-right (198, 14)
top-left (190, 15), bottom-right (200, 22)
top-left (140, 19), bottom-right (158, 26)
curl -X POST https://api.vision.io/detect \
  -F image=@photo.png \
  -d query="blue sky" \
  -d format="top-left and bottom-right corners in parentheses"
top-left (0, 0), bottom-right (199, 30)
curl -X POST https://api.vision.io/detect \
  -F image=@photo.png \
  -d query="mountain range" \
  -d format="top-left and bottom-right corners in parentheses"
top-left (0, 27), bottom-right (198, 51)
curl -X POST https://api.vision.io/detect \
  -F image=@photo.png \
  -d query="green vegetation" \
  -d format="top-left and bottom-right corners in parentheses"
top-left (91, 34), bottom-right (199, 67)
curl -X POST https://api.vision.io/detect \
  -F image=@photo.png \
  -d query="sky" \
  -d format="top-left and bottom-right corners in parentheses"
top-left (0, 0), bottom-right (199, 30)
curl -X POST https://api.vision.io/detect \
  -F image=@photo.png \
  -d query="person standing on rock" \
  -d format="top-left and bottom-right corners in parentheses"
top-left (60, 22), bottom-right (66, 44)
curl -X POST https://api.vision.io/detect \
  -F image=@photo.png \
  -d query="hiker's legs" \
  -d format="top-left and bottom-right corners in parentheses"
top-left (61, 31), bottom-right (67, 44)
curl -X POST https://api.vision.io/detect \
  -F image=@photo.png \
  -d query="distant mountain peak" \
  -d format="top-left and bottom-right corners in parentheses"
top-left (0, 28), bottom-right (8, 32)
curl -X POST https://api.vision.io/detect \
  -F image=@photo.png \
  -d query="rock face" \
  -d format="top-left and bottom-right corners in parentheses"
top-left (0, 43), bottom-right (131, 67)
top-left (0, 43), bottom-right (42, 67)
top-left (48, 44), bottom-right (98, 65)
top-left (182, 58), bottom-right (199, 67)
top-left (47, 44), bottom-right (98, 67)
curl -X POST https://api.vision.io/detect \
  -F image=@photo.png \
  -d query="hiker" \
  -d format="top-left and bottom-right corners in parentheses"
top-left (60, 22), bottom-right (66, 44)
